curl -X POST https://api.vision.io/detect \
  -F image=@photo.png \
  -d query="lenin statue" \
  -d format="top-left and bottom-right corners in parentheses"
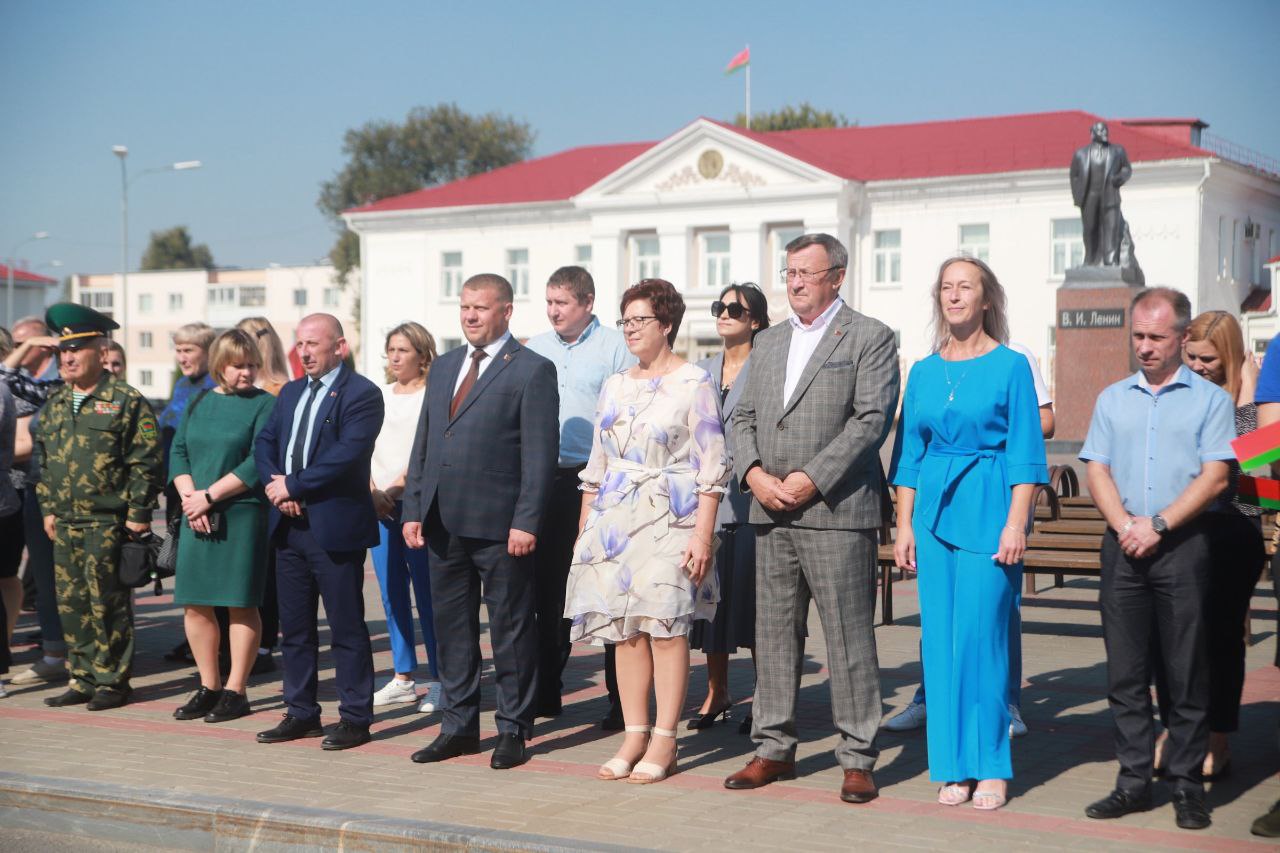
top-left (1069, 122), bottom-right (1132, 267)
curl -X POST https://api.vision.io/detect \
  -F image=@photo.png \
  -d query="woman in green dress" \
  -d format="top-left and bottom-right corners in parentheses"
top-left (170, 330), bottom-right (276, 723)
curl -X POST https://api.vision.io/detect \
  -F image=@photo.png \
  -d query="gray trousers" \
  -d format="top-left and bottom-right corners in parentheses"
top-left (752, 525), bottom-right (880, 770)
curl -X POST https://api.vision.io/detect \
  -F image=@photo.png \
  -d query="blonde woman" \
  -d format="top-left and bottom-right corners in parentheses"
top-left (369, 322), bottom-right (442, 713)
top-left (236, 317), bottom-right (291, 395)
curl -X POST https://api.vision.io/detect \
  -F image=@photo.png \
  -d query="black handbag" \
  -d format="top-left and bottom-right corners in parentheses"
top-left (119, 530), bottom-right (170, 595)
top-left (148, 388), bottom-right (213, 588)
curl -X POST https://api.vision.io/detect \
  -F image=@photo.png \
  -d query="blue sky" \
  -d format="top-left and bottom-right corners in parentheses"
top-left (2, 0), bottom-right (1277, 280)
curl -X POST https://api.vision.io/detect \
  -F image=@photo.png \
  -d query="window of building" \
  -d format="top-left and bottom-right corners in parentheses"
top-left (138, 331), bottom-right (152, 349)
top-left (239, 286), bottom-right (266, 307)
top-left (1231, 219), bottom-right (1239, 280)
top-left (441, 251), bottom-right (463, 298)
top-left (168, 293), bottom-right (183, 311)
top-left (700, 231), bottom-right (731, 291)
top-left (138, 293), bottom-right (152, 313)
top-left (1051, 219), bottom-right (1084, 276)
top-left (289, 288), bottom-right (305, 307)
top-left (958, 223), bottom-right (990, 262)
top-left (630, 234), bottom-right (660, 281)
top-left (323, 287), bottom-right (340, 308)
top-left (140, 369), bottom-right (153, 386)
top-left (873, 229), bottom-right (901, 285)
top-left (441, 337), bottom-right (462, 352)
top-left (771, 224), bottom-right (805, 288)
top-left (506, 248), bottom-right (530, 297)
top-left (79, 291), bottom-right (113, 310)
top-left (575, 244), bottom-right (592, 272)
top-left (208, 286), bottom-right (235, 307)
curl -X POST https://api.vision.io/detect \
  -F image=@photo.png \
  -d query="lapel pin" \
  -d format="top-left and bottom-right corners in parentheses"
top-left (329, 391), bottom-right (337, 397)
top-left (503, 353), bottom-right (512, 362)
top-left (834, 330), bottom-right (843, 337)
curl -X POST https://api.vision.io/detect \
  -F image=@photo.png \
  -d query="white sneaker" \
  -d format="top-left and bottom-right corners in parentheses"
top-left (10, 658), bottom-right (69, 685)
top-left (372, 678), bottom-right (418, 707)
top-left (1009, 704), bottom-right (1028, 738)
top-left (417, 681), bottom-right (442, 714)
top-left (883, 701), bottom-right (927, 731)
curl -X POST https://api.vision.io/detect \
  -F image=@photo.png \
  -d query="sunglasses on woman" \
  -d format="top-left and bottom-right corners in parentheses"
top-left (711, 301), bottom-right (749, 320)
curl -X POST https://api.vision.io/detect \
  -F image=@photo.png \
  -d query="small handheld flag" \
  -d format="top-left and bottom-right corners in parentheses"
top-left (1236, 475), bottom-right (1280, 510)
top-left (1231, 420), bottom-right (1280, 469)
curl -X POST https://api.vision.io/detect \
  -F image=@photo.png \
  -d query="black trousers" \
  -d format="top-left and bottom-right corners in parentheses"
top-left (1101, 522), bottom-right (1210, 795)
top-left (533, 465), bottom-right (585, 708)
top-left (426, 501), bottom-right (538, 739)
top-left (274, 516), bottom-right (374, 726)
top-left (1154, 512), bottom-right (1265, 734)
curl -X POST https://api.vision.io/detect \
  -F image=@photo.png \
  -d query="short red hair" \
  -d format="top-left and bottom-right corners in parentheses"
top-left (620, 278), bottom-right (685, 347)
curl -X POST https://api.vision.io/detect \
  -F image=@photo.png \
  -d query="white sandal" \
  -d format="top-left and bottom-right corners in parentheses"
top-left (627, 727), bottom-right (678, 784)
top-left (598, 725), bottom-right (651, 780)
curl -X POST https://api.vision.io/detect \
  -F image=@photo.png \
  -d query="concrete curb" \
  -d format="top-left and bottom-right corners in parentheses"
top-left (0, 772), bottom-right (648, 852)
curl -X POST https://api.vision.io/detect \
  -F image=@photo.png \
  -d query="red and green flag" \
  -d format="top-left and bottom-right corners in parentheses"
top-left (1231, 420), bottom-right (1280, 469)
top-left (1236, 475), bottom-right (1280, 510)
top-left (725, 46), bottom-right (749, 75)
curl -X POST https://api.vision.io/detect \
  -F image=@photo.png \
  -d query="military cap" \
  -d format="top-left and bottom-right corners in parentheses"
top-left (45, 302), bottom-right (119, 350)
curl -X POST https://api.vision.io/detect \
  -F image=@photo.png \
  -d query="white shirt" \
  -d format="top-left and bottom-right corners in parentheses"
top-left (1006, 341), bottom-right (1052, 407)
top-left (783, 297), bottom-right (845, 405)
top-left (451, 331), bottom-right (512, 397)
top-left (371, 382), bottom-right (425, 491)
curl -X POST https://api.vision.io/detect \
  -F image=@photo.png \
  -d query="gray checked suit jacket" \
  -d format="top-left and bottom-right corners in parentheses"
top-left (730, 302), bottom-right (899, 530)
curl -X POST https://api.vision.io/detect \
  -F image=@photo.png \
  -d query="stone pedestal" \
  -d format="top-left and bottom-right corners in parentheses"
top-left (1053, 267), bottom-right (1142, 443)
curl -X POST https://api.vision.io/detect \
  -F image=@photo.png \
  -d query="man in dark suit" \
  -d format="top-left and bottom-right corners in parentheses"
top-left (253, 313), bottom-right (384, 751)
top-left (402, 274), bottom-right (559, 770)
top-left (1070, 121), bottom-right (1132, 267)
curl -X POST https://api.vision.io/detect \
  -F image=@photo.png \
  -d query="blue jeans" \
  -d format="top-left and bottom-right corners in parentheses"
top-left (371, 502), bottom-right (438, 679)
top-left (23, 486), bottom-right (66, 656)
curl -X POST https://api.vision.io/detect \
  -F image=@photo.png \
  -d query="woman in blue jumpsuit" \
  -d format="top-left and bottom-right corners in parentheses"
top-left (889, 256), bottom-right (1047, 810)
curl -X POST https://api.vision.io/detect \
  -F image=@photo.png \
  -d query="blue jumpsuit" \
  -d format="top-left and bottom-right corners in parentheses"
top-left (889, 345), bottom-right (1047, 782)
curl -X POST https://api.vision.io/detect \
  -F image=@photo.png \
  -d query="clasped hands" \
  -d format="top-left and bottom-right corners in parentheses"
top-left (746, 467), bottom-right (817, 513)
top-left (265, 474), bottom-right (302, 518)
top-left (1118, 516), bottom-right (1161, 559)
top-left (401, 521), bottom-right (537, 557)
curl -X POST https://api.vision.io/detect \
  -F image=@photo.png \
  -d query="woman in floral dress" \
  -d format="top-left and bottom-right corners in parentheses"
top-left (565, 278), bottom-right (729, 785)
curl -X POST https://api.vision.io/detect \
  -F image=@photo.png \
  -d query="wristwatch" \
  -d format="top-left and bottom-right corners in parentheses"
top-left (1151, 514), bottom-right (1168, 535)
top-left (204, 491), bottom-right (214, 506)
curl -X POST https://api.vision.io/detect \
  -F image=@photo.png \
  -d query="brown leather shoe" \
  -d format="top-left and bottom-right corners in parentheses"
top-left (724, 756), bottom-right (797, 789)
top-left (840, 768), bottom-right (878, 803)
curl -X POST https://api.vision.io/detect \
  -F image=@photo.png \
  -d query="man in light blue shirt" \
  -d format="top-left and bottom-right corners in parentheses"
top-left (524, 265), bottom-right (635, 724)
top-left (1079, 287), bottom-right (1233, 830)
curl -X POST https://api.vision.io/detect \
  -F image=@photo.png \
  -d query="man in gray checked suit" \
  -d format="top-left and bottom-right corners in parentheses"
top-left (724, 233), bottom-right (900, 804)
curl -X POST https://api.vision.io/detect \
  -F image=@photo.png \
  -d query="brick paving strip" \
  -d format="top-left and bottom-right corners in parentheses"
top-left (1, 568), bottom-right (1277, 851)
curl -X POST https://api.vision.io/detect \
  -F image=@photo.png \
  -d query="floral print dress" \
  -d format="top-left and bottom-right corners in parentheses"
top-left (565, 362), bottom-right (730, 643)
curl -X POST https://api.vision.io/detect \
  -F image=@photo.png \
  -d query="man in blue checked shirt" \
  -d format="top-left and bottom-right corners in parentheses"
top-left (524, 266), bottom-right (635, 724)
top-left (1079, 287), bottom-right (1235, 831)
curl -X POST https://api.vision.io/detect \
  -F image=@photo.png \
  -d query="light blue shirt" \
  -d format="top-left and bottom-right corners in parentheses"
top-left (285, 363), bottom-right (342, 474)
top-left (525, 316), bottom-right (636, 465)
top-left (1079, 365), bottom-right (1236, 517)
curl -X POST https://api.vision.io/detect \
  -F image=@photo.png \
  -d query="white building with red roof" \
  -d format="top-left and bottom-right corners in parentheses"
top-left (343, 110), bottom-right (1280, 386)
top-left (1, 263), bottom-right (60, 329)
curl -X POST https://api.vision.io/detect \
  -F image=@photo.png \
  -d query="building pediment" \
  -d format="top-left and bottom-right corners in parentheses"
top-left (576, 118), bottom-right (845, 207)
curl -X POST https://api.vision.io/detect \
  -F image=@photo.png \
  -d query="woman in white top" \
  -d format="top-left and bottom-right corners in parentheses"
top-left (369, 322), bottom-right (441, 713)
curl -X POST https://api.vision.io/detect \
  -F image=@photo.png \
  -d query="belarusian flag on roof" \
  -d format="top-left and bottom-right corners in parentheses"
top-left (725, 46), bottom-right (749, 74)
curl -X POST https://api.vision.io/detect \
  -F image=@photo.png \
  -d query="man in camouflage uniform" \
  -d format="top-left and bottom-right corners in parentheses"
top-left (33, 304), bottom-right (162, 711)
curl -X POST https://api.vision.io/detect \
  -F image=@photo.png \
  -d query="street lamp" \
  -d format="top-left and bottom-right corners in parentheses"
top-left (113, 145), bottom-right (202, 345)
top-left (6, 230), bottom-right (50, 327)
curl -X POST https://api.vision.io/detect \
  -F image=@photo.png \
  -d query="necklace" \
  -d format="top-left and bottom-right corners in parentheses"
top-left (942, 360), bottom-right (969, 406)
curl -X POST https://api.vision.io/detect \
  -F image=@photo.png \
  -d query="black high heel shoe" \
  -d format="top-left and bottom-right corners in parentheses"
top-left (738, 713), bottom-right (753, 735)
top-left (687, 702), bottom-right (732, 730)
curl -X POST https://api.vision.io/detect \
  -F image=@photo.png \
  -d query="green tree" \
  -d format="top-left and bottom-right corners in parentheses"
top-left (139, 226), bottom-right (214, 270)
top-left (733, 102), bottom-right (852, 132)
top-left (319, 103), bottom-right (535, 284)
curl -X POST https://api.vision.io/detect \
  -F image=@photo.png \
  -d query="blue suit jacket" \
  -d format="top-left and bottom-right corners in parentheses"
top-left (253, 364), bottom-right (385, 552)
top-left (402, 337), bottom-right (559, 541)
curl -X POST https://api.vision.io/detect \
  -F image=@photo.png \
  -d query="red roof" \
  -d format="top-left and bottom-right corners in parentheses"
top-left (347, 110), bottom-right (1211, 215)
top-left (1242, 286), bottom-right (1271, 314)
top-left (0, 264), bottom-right (57, 284)
top-left (347, 142), bottom-right (655, 214)
top-left (1267, 254), bottom-right (1280, 265)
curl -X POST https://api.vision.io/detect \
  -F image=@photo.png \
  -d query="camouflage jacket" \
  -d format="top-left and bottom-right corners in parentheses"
top-left (34, 372), bottom-right (162, 523)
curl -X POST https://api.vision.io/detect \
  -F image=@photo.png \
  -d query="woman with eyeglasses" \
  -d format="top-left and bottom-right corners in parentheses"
top-left (687, 284), bottom-right (770, 734)
top-left (565, 278), bottom-right (729, 784)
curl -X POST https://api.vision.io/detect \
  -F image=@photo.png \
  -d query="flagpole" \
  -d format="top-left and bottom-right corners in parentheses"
top-left (744, 43), bottom-right (751, 129)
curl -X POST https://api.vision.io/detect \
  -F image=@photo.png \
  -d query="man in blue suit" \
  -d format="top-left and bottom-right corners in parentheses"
top-left (403, 274), bottom-right (559, 770)
top-left (253, 313), bottom-right (384, 751)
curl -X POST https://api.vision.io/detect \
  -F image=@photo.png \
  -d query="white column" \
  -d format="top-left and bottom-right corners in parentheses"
top-left (590, 231), bottom-right (623, 323)
top-left (729, 221), bottom-right (763, 286)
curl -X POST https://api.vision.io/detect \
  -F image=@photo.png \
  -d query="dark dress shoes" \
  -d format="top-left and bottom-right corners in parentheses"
top-left (250, 652), bottom-right (277, 676)
top-left (321, 720), bottom-right (371, 751)
top-left (724, 756), bottom-right (797, 789)
top-left (256, 714), bottom-right (324, 743)
top-left (599, 706), bottom-right (624, 732)
top-left (204, 690), bottom-right (251, 723)
top-left (1084, 788), bottom-right (1152, 819)
top-left (43, 688), bottom-right (92, 708)
top-left (1171, 790), bottom-right (1211, 830)
top-left (174, 686), bottom-right (222, 720)
top-left (1252, 799), bottom-right (1280, 837)
top-left (490, 732), bottom-right (528, 769)
top-left (87, 687), bottom-right (130, 711)
top-left (840, 768), bottom-right (878, 803)
top-left (737, 714), bottom-right (753, 736)
top-left (411, 733), bottom-right (481, 764)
